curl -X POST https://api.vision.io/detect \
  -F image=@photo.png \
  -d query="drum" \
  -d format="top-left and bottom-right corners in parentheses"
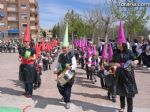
top-left (57, 69), bottom-right (75, 86)
top-left (124, 60), bottom-right (132, 72)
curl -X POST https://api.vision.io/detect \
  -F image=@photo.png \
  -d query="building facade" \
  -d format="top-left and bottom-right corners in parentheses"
top-left (0, 0), bottom-right (39, 40)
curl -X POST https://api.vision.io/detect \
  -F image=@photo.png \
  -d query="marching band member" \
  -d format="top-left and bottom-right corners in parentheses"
top-left (88, 45), bottom-right (100, 84)
top-left (18, 26), bottom-right (36, 98)
top-left (85, 45), bottom-right (91, 80)
top-left (99, 44), bottom-right (107, 88)
top-left (110, 20), bottom-right (138, 112)
top-left (54, 23), bottom-right (77, 109)
top-left (107, 43), bottom-right (116, 102)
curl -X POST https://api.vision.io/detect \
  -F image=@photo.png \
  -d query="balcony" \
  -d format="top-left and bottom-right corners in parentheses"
top-left (30, 17), bottom-right (36, 21)
top-left (30, 26), bottom-right (36, 30)
top-left (8, 17), bottom-right (18, 21)
top-left (30, 8), bottom-right (38, 14)
top-left (0, 4), bottom-right (4, 9)
top-left (6, 0), bottom-right (18, 4)
top-left (7, 7), bottom-right (18, 12)
top-left (29, 0), bottom-right (38, 5)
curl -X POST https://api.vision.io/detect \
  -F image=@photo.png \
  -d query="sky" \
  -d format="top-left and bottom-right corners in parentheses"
top-left (39, 0), bottom-right (150, 29)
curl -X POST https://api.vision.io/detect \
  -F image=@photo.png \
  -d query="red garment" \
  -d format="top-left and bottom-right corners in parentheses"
top-left (35, 43), bottom-right (41, 59)
top-left (23, 26), bottom-right (30, 42)
top-left (45, 42), bottom-right (49, 52)
top-left (57, 39), bottom-right (61, 45)
top-left (22, 57), bottom-right (34, 64)
top-left (48, 42), bottom-right (52, 51)
top-left (41, 40), bottom-right (45, 51)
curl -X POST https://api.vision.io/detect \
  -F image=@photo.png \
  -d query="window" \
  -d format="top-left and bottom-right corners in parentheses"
top-left (21, 4), bottom-right (27, 9)
top-left (0, 22), bottom-right (5, 27)
top-left (21, 13), bottom-right (28, 19)
top-left (22, 23), bottom-right (27, 29)
top-left (0, 4), bottom-right (4, 9)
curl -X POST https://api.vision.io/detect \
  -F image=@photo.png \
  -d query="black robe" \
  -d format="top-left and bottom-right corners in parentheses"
top-left (112, 49), bottom-right (138, 97)
top-left (19, 47), bottom-right (36, 83)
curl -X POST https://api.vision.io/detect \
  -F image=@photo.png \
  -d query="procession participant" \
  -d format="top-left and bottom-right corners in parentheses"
top-left (33, 43), bottom-right (42, 89)
top-left (145, 40), bottom-right (150, 69)
top-left (80, 47), bottom-right (86, 69)
top-left (54, 23), bottom-right (77, 109)
top-left (99, 44), bottom-right (107, 88)
top-left (136, 36), bottom-right (144, 66)
top-left (106, 43), bottom-right (116, 102)
top-left (88, 45), bottom-right (100, 84)
top-left (18, 26), bottom-right (36, 98)
top-left (131, 39), bottom-right (138, 57)
top-left (110, 20), bottom-right (138, 112)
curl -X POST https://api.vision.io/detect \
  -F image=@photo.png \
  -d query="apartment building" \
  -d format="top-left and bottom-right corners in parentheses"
top-left (0, 0), bottom-right (39, 40)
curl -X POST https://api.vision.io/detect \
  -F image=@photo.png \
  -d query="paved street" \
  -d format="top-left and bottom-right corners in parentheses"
top-left (0, 53), bottom-right (150, 112)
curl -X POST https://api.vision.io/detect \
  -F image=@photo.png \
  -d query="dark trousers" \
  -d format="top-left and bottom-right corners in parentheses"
top-left (107, 84), bottom-right (116, 99)
top-left (107, 75), bottom-right (116, 98)
top-left (81, 58), bottom-right (85, 69)
top-left (57, 83), bottom-right (73, 103)
top-left (142, 52), bottom-right (147, 66)
top-left (43, 59), bottom-right (48, 71)
top-left (138, 54), bottom-right (142, 65)
top-left (100, 77), bottom-right (106, 88)
top-left (99, 70), bottom-right (106, 88)
top-left (146, 55), bottom-right (150, 67)
top-left (13, 48), bottom-right (15, 53)
top-left (120, 96), bottom-right (133, 112)
top-left (86, 65), bottom-right (91, 80)
top-left (25, 83), bottom-right (33, 95)
top-left (90, 67), bottom-right (97, 82)
top-left (0, 47), bottom-right (2, 52)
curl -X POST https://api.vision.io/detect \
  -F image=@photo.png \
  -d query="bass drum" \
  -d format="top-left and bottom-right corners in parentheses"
top-left (57, 69), bottom-right (75, 86)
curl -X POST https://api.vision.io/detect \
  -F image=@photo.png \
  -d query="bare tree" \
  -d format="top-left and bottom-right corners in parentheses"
top-left (84, 0), bottom-right (117, 47)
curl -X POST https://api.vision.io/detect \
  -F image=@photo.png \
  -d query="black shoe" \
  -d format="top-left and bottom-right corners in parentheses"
top-left (92, 82), bottom-right (95, 84)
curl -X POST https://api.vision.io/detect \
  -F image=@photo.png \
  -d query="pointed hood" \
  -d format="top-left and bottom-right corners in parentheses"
top-left (108, 43), bottom-right (113, 61)
top-left (62, 23), bottom-right (69, 47)
top-left (35, 43), bottom-right (41, 59)
top-left (102, 44), bottom-right (107, 60)
top-left (79, 39), bottom-right (82, 48)
top-left (86, 46), bottom-right (91, 58)
top-left (23, 25), bottom-right (30, 42)
top-left (93, 45), bottom-right (97, 55)
top-left (41, 40), bottom-right (45, 51)
top-left (117, 20), bottom-right (126, 44)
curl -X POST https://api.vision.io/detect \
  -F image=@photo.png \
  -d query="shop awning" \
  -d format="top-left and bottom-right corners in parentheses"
top-left (8, 29), bottom-right (19, 34)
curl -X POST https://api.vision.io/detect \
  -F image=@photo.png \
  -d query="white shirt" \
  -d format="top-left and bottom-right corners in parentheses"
top-left (88, 56), bottom-right (100, 67)
top-left (146, 45), bottom-right (150, 56)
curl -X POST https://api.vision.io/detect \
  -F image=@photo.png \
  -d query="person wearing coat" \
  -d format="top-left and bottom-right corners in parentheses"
top-left (110, 43), bottom-right (138, 112)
